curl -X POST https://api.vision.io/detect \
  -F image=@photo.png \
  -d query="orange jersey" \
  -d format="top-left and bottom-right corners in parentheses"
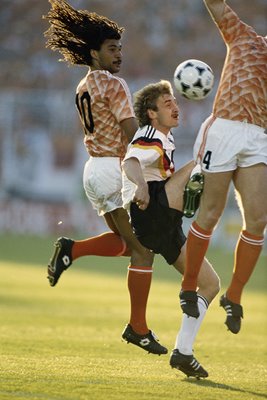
top-left (76, 69), bottom-right (135, 157)
top-left (212, 5), bottom-right (267, 128)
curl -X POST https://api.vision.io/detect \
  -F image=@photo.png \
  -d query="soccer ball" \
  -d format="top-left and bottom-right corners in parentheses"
top-left (173, 59), bottom-right (214, 100)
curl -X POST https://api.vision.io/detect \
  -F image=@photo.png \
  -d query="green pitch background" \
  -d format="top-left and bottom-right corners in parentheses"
top-left (0, 234), bottom-right (266, 400)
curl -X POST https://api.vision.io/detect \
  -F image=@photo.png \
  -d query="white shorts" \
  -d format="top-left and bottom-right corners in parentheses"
top-left (194, 116), bottom-right (267, 172)
top-left (83, 157), bottom-right (123, 216)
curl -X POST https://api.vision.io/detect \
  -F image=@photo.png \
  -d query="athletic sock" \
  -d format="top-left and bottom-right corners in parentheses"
top-left (226, 230), bottom-right (264, 304)
top-left (71, 232), bottom-right (129, 260)
top-left (182, 221), bottom-right (212, 291)
top-left (175, 295), bottom-right (208, 355)
top-left (127, 265), bottom-right (153, 335)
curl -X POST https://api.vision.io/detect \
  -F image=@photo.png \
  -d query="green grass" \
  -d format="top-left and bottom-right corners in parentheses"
top-left (0, 234), bottom-right (266, 400)
top-left (0, 233), bottom-right (266, 289)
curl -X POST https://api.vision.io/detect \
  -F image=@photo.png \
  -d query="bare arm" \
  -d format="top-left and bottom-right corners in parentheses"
top-left (120, 117), bottom-right (139, 143)
top-left (122, 157), bottom-right (150, 210)
top-left (203, 0), bottom-right (225, 23)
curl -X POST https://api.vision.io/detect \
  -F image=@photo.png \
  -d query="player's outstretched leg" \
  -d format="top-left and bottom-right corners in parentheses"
top-left (170, 349), bottom-right (208, 379)
top-left (220, 294), bottom-right (243, 334)
top-left (122, 324), bottom-right (168, 355)
top-left (47, 237), bottom-right (74, 287)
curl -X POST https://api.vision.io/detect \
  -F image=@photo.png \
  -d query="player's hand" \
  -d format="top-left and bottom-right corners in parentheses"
top-left (133, 184), bottom-right (150, 210)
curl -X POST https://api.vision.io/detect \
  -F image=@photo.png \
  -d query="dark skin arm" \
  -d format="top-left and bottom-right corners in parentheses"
top-left (120, 117), bottom-right (139, 143)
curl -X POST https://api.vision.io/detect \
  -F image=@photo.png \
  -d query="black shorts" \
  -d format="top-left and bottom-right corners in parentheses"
top-left (130, 180), bottom-right (186, 265)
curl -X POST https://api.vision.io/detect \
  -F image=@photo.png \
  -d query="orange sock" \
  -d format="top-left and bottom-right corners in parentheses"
top-left (72, 232), bottom-right (129, 260)
top-left (182, 221), bottom-right (212, 291)
top-left (226, 230), bottom-right (264, 304)
top-left (127, 265), bottom-right (153, 335)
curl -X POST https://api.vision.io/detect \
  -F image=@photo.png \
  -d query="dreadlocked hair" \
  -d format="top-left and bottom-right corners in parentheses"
top-left (134, 80), bottom-right (173, 127)
top-left (43, 0), bottom-right (124, 66)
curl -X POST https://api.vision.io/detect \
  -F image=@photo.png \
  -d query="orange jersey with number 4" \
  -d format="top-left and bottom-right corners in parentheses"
top-left (212, 5), bottom-right (267, 128)
top-left (76, 69), bottom-right (135, 158)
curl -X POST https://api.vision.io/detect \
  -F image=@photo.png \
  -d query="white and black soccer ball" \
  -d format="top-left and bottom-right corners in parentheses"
top-left (173, 59), bottom-right (214, 100)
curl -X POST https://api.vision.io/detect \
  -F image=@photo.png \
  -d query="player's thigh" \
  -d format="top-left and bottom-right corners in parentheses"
top-left (83, 157), bottom-right (123, 216)
top-left (197, 170), bottom-right (233, 228)
top-left (233, 164), bottom-right (267, 230)
top-left (103, 213), bottom-right (120, 235)
top-left (109, 207), bottom-right (153, 264)
top-left (165, 160), bottom-right (194, 210)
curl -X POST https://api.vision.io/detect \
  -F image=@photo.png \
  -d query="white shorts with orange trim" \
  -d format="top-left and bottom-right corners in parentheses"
top-left (83, 156), bottom-right (123, 216)
top-left (194, 116), bottom-right (267, 173)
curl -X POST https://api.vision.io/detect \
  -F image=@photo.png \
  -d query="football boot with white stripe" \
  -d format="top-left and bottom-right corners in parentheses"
top-left (179, 290), bottom-right (200, 318)
top-left (122, 324), bottom-right (168, 355)
top-left (170, 349), bottom-right (208, 379)
top-left (220, 294), bottom-right (243, 334)
top-left (183, 172), bottom-right (204, 218)
top-left (47, 237), bottom-right (74, 287)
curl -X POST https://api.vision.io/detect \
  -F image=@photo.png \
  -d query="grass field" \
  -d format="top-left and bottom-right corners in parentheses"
top-left (0, 234), bottom-right (266, 400)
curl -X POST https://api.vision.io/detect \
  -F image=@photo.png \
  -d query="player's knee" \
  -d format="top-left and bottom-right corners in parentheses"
top-left (131, 247), bottom-right (154, 266)
top-left (197, 207), bottom-right (222, 230)
top-left (245, 214), bottom-right (267, 235)
top-left (198, 264), bottom-right (220, 301)
top-left (209, 273), bottom-right (221, 299)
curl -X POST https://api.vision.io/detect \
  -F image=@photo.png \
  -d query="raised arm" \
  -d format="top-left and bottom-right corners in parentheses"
top-left (203, 0), bottom-right (225, 23)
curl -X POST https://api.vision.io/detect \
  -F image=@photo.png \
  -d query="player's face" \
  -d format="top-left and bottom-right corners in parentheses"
top-left (151, 94), bottom-right (179, 134)
top-left (92, 39), bottom-right (122, 73)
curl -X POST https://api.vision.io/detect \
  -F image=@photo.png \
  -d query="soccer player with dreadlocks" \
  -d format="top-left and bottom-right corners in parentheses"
top-left (43, 0), bottom-right (167, 355)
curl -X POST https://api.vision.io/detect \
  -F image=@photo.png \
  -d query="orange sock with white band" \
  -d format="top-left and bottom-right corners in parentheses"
top-left (72, 232), bottom-right (130, 260)
top-left (182, 221), bottom-right (212, 291)
top-left (127, 265), bottom-right (153, 335)
top-left (226, 230), bottom-right (264, 304)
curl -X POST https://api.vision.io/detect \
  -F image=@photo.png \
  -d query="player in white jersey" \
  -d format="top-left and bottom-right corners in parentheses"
top-left (122, 80), bottom-right (220, 379)
top-left (43, 0), bottom-right (167, 355)
top-left (180, 0), bottom-right (267, 334)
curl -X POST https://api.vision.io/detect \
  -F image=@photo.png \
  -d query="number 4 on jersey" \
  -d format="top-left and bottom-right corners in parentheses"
top-left (203, 150), bottom-right (212, 170)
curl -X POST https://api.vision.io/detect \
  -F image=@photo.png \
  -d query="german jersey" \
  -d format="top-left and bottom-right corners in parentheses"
top-left (212, 5), bottom-right (267, 128)
top-left (122, 125), bottom-right (175, 207)
top-left (75, 69), bottom-right (135, 158)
